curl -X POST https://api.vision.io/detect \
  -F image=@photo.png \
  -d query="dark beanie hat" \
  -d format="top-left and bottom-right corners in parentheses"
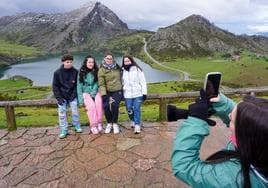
top-left (61, 54), bottom-right (73, 62)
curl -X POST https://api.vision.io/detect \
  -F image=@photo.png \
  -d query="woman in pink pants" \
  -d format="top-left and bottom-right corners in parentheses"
top-left (77, 55), bottom-right (103, 134)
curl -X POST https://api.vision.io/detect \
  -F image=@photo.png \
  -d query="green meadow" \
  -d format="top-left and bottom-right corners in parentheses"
top-left (147, 52), bottom-right (268, 87)
top-left (0, 39), bottom-right (41, 57)
top-left (0, 39), bottom-right (42, 67)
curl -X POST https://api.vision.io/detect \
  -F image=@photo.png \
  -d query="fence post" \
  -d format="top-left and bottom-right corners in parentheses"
top-left (159, 98), bottom-right (167, 121)
top-left (5, 105), bottom-right (17, 131)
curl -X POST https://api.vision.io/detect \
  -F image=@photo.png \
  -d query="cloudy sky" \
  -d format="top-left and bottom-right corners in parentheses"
top-left (0, 0), bottom-right (268, 35)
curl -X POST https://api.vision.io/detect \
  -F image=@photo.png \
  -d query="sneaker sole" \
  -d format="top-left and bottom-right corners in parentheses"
top-left (105, 130), bottom-right (112, 134)
top-left (113, 131), bottom-right (119, 134)
top-left (59, 135), bottom-right (67, 139)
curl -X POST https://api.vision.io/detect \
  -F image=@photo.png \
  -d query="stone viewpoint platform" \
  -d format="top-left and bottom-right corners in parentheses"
top-left (0, 119), bottom-right (231, 188)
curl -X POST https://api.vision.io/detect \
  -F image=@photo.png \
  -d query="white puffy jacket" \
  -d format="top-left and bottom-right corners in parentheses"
top-left (122, 66), bottom-right (147, 99)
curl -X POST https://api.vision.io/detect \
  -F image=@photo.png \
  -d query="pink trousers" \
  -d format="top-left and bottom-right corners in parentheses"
top-left (83, 92), bottom-right (103, 128)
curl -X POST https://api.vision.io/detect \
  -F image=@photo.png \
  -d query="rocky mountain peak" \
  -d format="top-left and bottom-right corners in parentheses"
top-left (0, 1), bottom-right (130, 52)
top-left (147, 14), bottom-right (268, 58)
top-left (180, 14), bottom-right (211, 25)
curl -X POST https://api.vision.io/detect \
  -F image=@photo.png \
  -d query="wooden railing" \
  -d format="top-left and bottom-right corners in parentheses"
top-left (1, 86), bottom-right (268, 131)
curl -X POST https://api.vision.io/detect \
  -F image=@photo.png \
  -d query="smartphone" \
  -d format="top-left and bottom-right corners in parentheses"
top-left (204, 72), bottom-right (221, 98)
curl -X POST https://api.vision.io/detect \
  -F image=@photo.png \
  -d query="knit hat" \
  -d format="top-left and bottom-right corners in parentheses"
top-left (61, 54), bottom-right (73, 62)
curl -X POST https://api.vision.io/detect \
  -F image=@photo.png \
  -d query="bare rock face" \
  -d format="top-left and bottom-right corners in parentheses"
top-left (0, 1), bottom-right (130, 52)
top-left (147, 14), bottom-right (268, 57)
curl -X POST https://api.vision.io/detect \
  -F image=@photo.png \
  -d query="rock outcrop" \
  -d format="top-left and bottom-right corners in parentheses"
top-left (147, 14), bottom-right (268, 57)
top-left (0, 1), bottom-right (131, 52)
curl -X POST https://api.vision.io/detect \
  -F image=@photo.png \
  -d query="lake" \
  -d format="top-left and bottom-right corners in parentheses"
top-left (0, 55), bottom-right (178, 85)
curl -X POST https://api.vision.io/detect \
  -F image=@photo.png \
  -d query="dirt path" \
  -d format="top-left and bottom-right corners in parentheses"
top-left (143, 38), bottom-right (190, 81)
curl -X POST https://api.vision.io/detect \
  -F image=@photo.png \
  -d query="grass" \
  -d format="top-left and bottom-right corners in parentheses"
top-left (0, 78), bottom-right (52, 100)
top-left (0, 103), bottom-right (162, 129)
top-left (0, 39), bottom-right (41, 57)
top-left (148, 81), bottom-right (202, 93)
top-left (104, 32), bottom-right (153, 55)
top-left (0, 39), bottom-right (43, 67)
top-left (147, 52), bottom-right (268, 87)
top-left (0, 79), bottom-right (31, 90)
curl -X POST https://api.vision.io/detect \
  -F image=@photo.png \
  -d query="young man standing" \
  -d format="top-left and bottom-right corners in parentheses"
top-left (52, 54), bottom-right (82, 138)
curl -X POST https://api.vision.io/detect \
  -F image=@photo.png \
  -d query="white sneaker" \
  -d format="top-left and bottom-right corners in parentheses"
top-left (105, 123), bottom-right (112, 134)
top-left (134, 125), bottom-right (141, 134)
top-left (113, 123), bottom-right (120, 134)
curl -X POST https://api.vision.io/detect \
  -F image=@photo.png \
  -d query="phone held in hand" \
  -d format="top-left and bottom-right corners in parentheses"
top-left (204, 72), bottom-right (221, 99)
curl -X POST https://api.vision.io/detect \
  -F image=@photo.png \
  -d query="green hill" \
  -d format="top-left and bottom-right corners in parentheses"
top-left (0, 39), bottom-right (42, 67)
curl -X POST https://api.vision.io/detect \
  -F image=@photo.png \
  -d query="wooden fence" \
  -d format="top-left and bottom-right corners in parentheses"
top-left (1, 87), bottom-right (268, 131)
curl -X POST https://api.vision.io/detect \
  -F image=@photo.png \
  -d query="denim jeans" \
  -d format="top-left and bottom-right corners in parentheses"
top-left (125, 96), bottom-right (143, 125)
top-left (57, 98), bottom-right (80, 131)
top-left (103, 90), bottom-right (123, 124)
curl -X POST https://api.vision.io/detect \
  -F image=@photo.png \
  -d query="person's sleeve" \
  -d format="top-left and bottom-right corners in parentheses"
top-left (52, 71), bottom-right (63, 102)
top-left (91, 81), bottom-right (98, 97)
top-left (97, 69), bottom-right (107, 96)
top-left (212, 93), bottom-right (236, 126)
top-left (77, 75), bottom-right (83, 105)
top-left (171, 117), bottom-right (235, 187)
top-left (138, 69), bottom-right (147, 95)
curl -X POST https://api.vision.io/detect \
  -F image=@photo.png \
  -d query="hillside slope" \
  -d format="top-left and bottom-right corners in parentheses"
top-left (147, 15), bottom-right (268, 58)
top-left (0, 2), bottom-right (131, 53)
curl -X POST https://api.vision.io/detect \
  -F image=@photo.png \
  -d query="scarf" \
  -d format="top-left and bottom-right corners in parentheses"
top-left (102, 60), bottom-right (117, 70)
top-left (124, 64), bottom-right (133, 71)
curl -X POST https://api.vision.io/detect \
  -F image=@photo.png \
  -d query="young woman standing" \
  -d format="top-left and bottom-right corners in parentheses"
top-left (121, 55), bottom-right (147, 134)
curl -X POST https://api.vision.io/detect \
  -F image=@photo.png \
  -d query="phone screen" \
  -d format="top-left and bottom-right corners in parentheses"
top-left (204, 72), bottom-right (221, 98)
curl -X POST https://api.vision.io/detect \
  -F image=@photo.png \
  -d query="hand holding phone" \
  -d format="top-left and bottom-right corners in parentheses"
top-left (204, 72), bottom-right (221, 99)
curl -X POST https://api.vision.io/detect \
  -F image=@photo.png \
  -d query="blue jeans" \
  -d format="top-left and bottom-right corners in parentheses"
top-left (57, 98), bottom-right (80, 131)
top-left (125, 96), bottom-right (143, 125)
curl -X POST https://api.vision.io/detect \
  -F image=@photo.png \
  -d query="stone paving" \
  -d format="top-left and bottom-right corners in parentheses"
top-left (0, 119), bottom-right (231, 188)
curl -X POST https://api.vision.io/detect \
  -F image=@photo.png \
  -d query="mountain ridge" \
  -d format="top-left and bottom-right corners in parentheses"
top-left (0, 4), bottom-right (268, 58)
top-left (0, 1), bottom-right (131, 53)
top-left (147, 14), bottom-right (268, 58)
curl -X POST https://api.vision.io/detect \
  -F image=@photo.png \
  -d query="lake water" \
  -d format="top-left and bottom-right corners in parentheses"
top-left (0, 55), bottom-right (178, 85)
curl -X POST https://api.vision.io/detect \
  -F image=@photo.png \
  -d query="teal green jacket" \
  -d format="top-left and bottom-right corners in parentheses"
top-left (171, 94), bottom-right (268, 188)
top-left (77, 73), bottom-right (98, 105)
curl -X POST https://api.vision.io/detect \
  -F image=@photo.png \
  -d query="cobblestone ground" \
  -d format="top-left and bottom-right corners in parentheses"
top-left (0, 119), bottom-right (231, 188)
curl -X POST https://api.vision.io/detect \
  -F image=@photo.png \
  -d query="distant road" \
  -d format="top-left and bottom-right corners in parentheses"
top-left (142, 38), bottom-right (190, 80)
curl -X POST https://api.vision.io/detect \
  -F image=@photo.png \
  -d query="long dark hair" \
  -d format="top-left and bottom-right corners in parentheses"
top-left (205, 96), bottom-right (268, 188)
top-left (79, 55), bottom-right (98, 84)
top-left (236, 96), bottom-right (268, 188)
top-left (121, 55), bottom-right (142, 71)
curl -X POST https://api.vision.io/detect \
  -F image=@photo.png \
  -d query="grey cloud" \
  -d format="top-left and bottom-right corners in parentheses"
top-left (0, 0), bottom-right (268, 34)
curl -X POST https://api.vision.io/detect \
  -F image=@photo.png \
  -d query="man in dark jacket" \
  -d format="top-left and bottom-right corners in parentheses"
top-left (52, 54), bottom-right (82, 138)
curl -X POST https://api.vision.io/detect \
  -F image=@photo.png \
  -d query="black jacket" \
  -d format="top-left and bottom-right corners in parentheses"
top-left (52, 65), bottom-right (78, 103)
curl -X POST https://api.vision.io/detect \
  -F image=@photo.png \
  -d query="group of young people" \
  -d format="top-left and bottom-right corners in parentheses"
top-left (52, 52), bottom-right (268, 187)
top-left (52, 52), bottom-right (147, 139)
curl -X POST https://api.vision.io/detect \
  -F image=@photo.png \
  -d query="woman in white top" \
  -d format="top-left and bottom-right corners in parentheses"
top-left (121, 55), bottom-right (147, 134)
